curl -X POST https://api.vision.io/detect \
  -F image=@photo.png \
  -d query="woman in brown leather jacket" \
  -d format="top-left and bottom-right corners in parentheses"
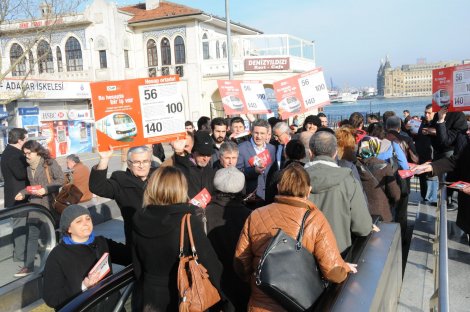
top-left (234, 164), bottom-right (357, 312)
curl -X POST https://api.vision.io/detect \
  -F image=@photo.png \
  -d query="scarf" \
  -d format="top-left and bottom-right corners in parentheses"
top-left (63, 232), bottom-right (96, 245)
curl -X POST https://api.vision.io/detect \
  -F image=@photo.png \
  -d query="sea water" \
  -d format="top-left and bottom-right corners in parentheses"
top-left (322, 96), bottom-right (432, 122)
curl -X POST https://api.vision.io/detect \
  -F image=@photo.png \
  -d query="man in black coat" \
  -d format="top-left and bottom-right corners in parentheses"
top-left (173, 131), bottom-right (216, 198)
top-left (196, 167), bottom-right (251, 311)
top-left (89, 145), bottom-right (156, 245)
top-left (1, 128), bottom-right (29, 208)
top-left (1, 128), bottom-right (29, 263)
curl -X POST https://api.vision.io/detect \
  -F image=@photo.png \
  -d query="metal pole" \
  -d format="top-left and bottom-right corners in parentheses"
top-left (438, 176), bottom-right (450, 312)
top-left (225, 0), bottom-right (233, 80)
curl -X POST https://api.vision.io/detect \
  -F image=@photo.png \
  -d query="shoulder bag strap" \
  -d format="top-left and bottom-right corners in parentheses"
top-left (295, 210), bottom-right (311, 250)
top-left (179, 214), bottom-right (188, 257)
top-left (185, 214), bottom-right (198, 258)
top-left (44, 163), bottom-right (52, 184)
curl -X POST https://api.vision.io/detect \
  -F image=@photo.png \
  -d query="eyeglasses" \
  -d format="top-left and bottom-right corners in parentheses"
top-left (128, 160), bottom-right (151, 167)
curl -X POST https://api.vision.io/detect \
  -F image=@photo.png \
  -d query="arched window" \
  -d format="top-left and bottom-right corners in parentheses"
top-left (222, 42), bottom-right (227, 58)
top-left (28, 51), bottom-right (35, 74)
top-left (174, 36), bottom-right (185, 64)
top-left (202, 33), bottom-right (209, 60)
top-left (147, 39), bottom-right (157, 66)
top-left (37, 40), bottom-right (54, 73)
top-left (216, 41), bottom-right (220, 59)
top-left (161, 37), bottom-right (171, 66)
top-left (10, 43), bottom-right (26, 76)
top-left (65, 37), bottom-right (83, 71)
top-left (56, 46), bottom-right (63, 72)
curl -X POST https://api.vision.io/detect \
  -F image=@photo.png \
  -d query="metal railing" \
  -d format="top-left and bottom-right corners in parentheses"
top-left (429, 174), bottom-right (450, 311)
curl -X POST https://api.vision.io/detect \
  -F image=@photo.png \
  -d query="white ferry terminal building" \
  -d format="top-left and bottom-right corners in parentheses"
top-left (0, 0), bottom-right (316, 155)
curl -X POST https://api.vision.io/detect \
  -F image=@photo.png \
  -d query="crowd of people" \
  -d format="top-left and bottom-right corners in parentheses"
top-left (1, 104), bottom-right (470, 311)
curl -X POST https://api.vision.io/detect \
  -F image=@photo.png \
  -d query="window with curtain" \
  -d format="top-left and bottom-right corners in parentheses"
top-left (202, 33), bottom-right (209, 60)
top-left (147, 39), bottom-right (158, 66)
top-left (65, 37), bottom-right (83, 71)
top-left (222, 42), bottom-right (227, 58)
top-left (37, 40), bottom-right (54, 73)
top-left (216, 41), bottom-right (220, 59)
top-left (56, 47), bottom-right (63, 72)
top-left (10, 43), bottom-right (26, 76)
top-left (174, 36), bottom-right (185, 64)
top-left (28, 51), bottom-right (35, 74)
top-left (99, 50), bottom-right (107, 69)
top-left (161, 37), bottom-right (171, 65)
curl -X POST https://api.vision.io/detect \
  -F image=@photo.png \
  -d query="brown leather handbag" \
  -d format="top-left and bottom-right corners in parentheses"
top-left (177, 214), bottom-right (221, 312)
top-left (53, 184), bottom-right (83, 214)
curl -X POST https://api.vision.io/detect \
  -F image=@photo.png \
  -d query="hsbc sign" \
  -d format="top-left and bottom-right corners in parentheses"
top-left (40, 110), bottom-right (68, 121)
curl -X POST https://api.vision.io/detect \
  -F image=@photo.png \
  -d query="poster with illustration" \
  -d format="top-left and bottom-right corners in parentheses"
top-left (217, 80), bottom-right (271, 115)
top-left (90, 76), bottom-right (187, 151)
top-left (273, 67), bottom-right (330, 119)
top-left (432, 64), bottom-right (470, 112)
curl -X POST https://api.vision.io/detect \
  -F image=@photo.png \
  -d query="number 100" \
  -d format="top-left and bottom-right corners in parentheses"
top-left (166, 102), bottom-right (183, 114)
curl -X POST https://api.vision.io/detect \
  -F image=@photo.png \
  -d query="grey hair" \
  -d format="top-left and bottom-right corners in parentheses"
top-left (219, 141), bottom-right (239, 156)
top-left (251, 119), bottom-right (270, 132)
top-left (273, 121), bottom-right (289, 134)
top-left (127, 145), bottom-right (152, 160)
top-left (66, 154), bottom-right (80, 163)
top-left (385, 115), bottom-right (401, 131)
top-left (309, 131), bottom-right (337, 157)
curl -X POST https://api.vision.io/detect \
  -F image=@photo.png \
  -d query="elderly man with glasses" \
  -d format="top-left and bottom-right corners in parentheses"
top-left (89, 145), bottom-right (156, 246)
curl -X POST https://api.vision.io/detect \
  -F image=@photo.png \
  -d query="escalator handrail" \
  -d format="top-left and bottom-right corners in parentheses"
top-left (58, 265), bottom-right (135, 312)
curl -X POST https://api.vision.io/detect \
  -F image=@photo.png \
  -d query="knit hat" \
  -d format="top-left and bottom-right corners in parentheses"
top-left (303, 115), bottom-right (322, 128)
top-left (192, 131), bottom-right (214, 156)
top-left (214, 167), bottom-right (245, 194)
top-left (60, 204), bottom-right (91, 234)
top-left (357, 136), bottom-right (381, 159)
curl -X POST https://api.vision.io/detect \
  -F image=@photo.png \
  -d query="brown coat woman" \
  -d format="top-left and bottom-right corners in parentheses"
top-left (234, 164), bottom-right (355, 312)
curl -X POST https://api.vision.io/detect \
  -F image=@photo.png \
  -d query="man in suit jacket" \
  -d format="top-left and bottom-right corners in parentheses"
top-left (1, 128), bottom-right (28, 263)
top-left (1, 128), bottom-right (29, 207)
top-left (236, 119), bottom-right (276, 204)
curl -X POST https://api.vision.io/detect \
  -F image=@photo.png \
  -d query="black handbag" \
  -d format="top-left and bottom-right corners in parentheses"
top-left (254, 210), bottom-right (327, 312)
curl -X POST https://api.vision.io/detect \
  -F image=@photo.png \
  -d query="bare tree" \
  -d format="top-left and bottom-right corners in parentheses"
top-left (0, 0), bottom-right (84, 105)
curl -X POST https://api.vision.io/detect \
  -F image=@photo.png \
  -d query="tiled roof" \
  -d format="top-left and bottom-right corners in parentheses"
top-left (119, 1), bottom-right (202, 23)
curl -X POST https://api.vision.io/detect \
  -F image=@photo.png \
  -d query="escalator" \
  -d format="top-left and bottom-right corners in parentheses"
top-left (0, 204), bottom-right (56, 311)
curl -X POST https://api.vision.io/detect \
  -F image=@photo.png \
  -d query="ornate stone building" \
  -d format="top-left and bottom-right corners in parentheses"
top-left (377, 57), bottom-right (460, 97)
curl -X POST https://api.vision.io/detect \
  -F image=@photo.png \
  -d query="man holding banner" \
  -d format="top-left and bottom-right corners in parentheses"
top-left (237, 119), bottom-right (277, 208)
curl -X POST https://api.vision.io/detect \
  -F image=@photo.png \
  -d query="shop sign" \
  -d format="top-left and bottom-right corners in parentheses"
top-left (68, 110), bottom-right (92, 120)
top-left (0, 79), bottom-right (91, 100)
top-left (18, 107), bottom-right (39, 115)
top-left (244, 57), bottom-right (290, 71)
top-left (40, 110), bottom-right (68, 121)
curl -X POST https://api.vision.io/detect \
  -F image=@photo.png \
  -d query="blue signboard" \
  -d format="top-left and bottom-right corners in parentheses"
top-left (18, 107), bottom-right (39, 115)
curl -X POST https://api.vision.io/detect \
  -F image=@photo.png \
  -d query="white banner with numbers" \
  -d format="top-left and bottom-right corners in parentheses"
top-left (273, 67), bottom-right (330, 119)
top-left (91, 76), bottom-right (186, 151)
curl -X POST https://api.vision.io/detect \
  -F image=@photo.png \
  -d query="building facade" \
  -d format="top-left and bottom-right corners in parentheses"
top-left (0, 0), bottom-right (316, 153)
top-left (377, 57), bottom-right (461, 98)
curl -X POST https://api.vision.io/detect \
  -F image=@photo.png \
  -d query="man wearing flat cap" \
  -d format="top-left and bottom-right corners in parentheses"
top-left (173, 131), bottom-right (216, 198)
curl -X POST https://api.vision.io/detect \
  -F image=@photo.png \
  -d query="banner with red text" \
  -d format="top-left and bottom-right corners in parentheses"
top-left (432, 64), bottom-right (470, 112)
top-left (217, 80), bottom-right (271, 115)
top-left (273, 67), bottom-right (330, 119)
top-left (90, 76), bottom-right (187, 151)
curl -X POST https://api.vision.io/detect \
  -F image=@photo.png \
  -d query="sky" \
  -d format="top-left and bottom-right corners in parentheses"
top-left (115, 0), bottom-right (470, 89)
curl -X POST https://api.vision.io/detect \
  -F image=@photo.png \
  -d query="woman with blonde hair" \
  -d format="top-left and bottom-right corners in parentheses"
top-left (335, 125), bottom-right (357, 162)
top-left (235, 163), bottom-right (356, 311)
top-left (132, 166), bottom-right (224, 311)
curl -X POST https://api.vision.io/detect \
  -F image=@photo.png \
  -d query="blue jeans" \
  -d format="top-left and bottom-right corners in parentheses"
top-left (425, 177), bottom-right (438, 203)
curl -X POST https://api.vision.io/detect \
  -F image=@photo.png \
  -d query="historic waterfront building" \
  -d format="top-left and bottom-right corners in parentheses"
top-left (377, 57), bottom-right (461, 98)
top-left (0, 0), bottom-right (316, 153)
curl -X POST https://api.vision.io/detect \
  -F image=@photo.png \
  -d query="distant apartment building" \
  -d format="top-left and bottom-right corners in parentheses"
top-left (376, 57), bottom-right (461, 97)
